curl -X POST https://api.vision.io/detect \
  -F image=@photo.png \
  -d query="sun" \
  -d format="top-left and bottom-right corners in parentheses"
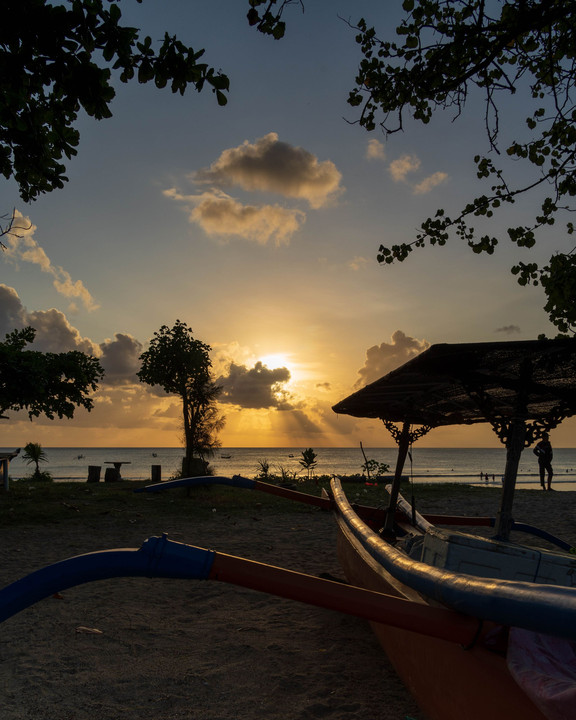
top-left (258, 353), bottom-right (292, 370)
top-left (257, 352), bottom-right (304, 386)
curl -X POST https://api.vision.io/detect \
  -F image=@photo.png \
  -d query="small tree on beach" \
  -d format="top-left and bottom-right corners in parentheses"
top-left (137, 320), bottom-right (225, 477)
top-left (361, 458), bottom-right (390, 482)
top-left (255, 459), bottom-right (271, 481)
top-left (22, 442), bottom-right (52, 481)
top-left (299, 448), bottom-right (318, 481)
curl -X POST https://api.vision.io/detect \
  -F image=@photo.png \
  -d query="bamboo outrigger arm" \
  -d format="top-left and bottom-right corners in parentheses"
top-left (135, 475), bottom-right (574, 552)
top-left (0, 532), bottom-right (481, 646)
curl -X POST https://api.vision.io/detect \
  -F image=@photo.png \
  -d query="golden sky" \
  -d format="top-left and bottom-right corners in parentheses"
top-left (2, 2), bottom-right (574, 449)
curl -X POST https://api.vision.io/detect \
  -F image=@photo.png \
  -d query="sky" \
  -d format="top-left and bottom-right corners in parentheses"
top-left (2, 0), bottom-right (576, 449)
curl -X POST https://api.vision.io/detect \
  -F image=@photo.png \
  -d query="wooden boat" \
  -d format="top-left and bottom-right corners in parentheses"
top-left (1, 339), bottom-right (576, 719)
top-left (329, 339), bottom-right (576, 720)
top-left (331, 478), bottom-right (576, 720)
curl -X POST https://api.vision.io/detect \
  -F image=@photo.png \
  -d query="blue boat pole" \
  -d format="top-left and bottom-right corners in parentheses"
top-left (0, 535), bottom-right (215, 624)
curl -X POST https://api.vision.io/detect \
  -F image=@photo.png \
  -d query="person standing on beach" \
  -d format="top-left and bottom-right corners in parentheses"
top-left (534, 434), bottom-right (554, 490)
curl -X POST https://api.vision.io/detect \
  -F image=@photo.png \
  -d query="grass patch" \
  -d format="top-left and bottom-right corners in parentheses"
top-left (0, 478), bottom-right (330, 527)
top-left (0, 477), bottom-right (506, 528)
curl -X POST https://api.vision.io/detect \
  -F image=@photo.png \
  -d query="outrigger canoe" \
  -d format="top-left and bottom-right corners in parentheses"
top-left (330, 338), bottom-right (576, 720)
top-left (2, 339), bottom-right (576, 720)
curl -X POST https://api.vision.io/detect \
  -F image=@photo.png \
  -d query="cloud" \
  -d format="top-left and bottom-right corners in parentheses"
top-left (495, 324), bottom-right (521, 335)
top-left (387, 156), bottom-right (448, 195)
top-left (0, 285), bottom-right (99, 355)
top-left (217, 361), bottom-right (293, 409)
top-left (413, 172), bottom-right (448, 195)
top-left (99, 333), bottom-right (144, 386)
top-left (354, 330), bottom-right (430, 388)
top-left (2, 212), bottom-right (99, 311)
top-left (389, 155), bottom-right (421, 183)
top-left (194, 132), bottom-right (343, 209)
top-left (25, 309), bottom-right (100, 355)
top-left (0, 285), bottom-right (26, 331)
top-left (0, 286), bottom-right (148, 390)
top-left (366, 139), bottom-right (386, 161)
top-left (165, 188), bottom-right (305, 245)
top-left (348, 256), bottom-right (369, 271)
top-left (0, 287), bottom-right (176, 433)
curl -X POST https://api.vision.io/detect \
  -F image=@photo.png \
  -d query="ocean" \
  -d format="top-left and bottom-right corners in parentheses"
top-left (4, 446), bottom-right (576, 490)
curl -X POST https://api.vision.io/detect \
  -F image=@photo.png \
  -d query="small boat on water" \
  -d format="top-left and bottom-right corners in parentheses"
top-left (1, 339), bottom-right (576, 720)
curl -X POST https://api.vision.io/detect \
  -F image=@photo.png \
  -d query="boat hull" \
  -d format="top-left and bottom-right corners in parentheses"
top-left (335, 516), bottom-right (546, 720)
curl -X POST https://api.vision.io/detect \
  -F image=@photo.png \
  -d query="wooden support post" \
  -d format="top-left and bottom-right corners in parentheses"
top-left (495, 418), bottom-right (526, 541)
top-left (151, 465), bottom-right (161, 483)
top-left (1, 458), bottom-right (8, 492)
top-left (383, 421), bottom-right (411, 535)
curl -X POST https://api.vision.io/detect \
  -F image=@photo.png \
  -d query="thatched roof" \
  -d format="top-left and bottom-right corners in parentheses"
top-left (332, 339), bottom-right (576, 429)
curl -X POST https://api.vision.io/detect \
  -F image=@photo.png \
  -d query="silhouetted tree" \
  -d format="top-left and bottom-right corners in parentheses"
top-left (22, 441), bottom-right (51, 481)
top-left (137, 320), bottom-right (225, 477)
top-left (0, 327), bottom-right (104, 420)
top-left (299, 447), bottom-right (318, 480)
top-left (2, 0), bottom-right (229, 203)
top-left (250, 0), bottom-right (576, 333)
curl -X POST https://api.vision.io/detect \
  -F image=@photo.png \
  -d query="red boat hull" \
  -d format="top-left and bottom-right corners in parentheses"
top-left (335, 517), bottom-right (546, 720)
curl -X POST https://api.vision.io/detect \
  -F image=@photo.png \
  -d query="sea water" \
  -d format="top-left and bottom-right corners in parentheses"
top-left (3, 446), bottom-right (576, 490)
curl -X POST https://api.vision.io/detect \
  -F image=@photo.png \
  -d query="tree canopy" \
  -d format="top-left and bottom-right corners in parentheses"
top-left (0, 327), bottom-right (104, 420)
top-left (1, 0), bottom-right (229, 203)
top-left (251, 0), bottom-right (576, 333)
top-left (347, 0), bottom-right (576, 333)
top-left (137, 320), bottom-right (224, 476)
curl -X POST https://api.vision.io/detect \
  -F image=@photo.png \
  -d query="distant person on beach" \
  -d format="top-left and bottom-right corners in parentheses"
top-left (534, 434), bottom-right (554, 490)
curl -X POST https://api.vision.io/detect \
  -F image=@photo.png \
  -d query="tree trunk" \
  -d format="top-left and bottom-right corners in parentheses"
top-left (182, 456), bottom-right (208, 477)
top-left (182, 394), bottom-right (194, 476)
top-left (181, 395), bottom-right (207, 476)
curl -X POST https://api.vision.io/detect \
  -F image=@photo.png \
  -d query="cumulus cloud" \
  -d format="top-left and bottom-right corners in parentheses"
top-left (165, 134), bottom-right (343, 244)
top-left (26, 309), bottom-right (99, 355)
top-left (2, 211), bottom-right (99, 311)
top-left (0, 285), bottom-right (26, 331)
top-left (0, 285), bottom-right (99, 355)
top-left (217, 361), bottom-right (293, 409)
top-left (366, 139), bottom-right (386, 161)
top-left (0, 286), bottom-right (145, 388)
top-left (99, 333), bottom-right (144, 386)
top-left (164, 188), bottom-right (305, 246)
top-left (413, 172), bottom-right (448, 195)
top-left (389, 155), bottom-right (421, 183)
top-left (0, 287), bottom-right (174, 430)
top-left (495, 324), bottom-right (521, 335)
top-left (194, 133), bottom-right (343, 209)
top-left (355, 330), bottom-right (430, 388)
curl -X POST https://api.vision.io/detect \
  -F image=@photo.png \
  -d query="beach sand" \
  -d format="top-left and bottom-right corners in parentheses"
top-left (0, 488), bottom-right (575, 720)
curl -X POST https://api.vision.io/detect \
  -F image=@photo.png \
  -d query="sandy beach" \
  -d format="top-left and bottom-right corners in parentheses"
top-left (1, 487), bottom-right (575, 720)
